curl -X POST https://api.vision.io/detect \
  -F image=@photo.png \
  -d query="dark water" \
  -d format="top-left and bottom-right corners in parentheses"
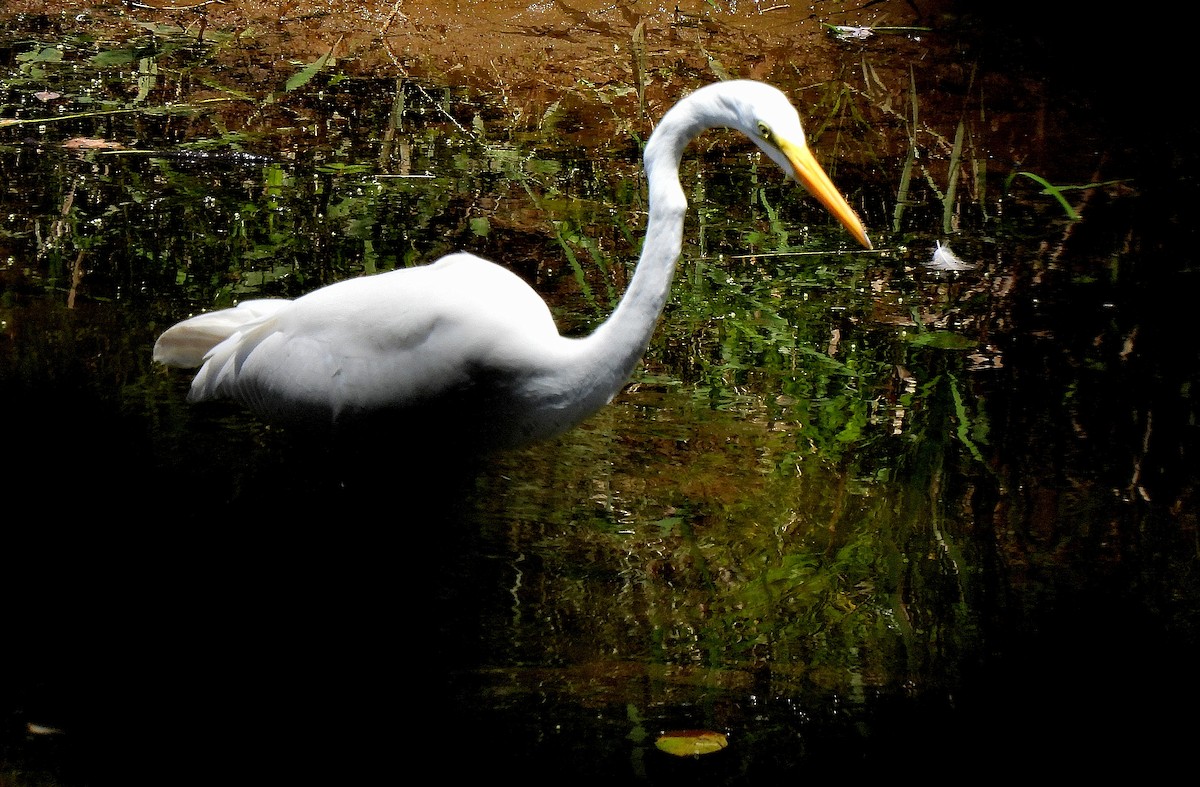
top-left (2, 6), bottom-right (1198, 785)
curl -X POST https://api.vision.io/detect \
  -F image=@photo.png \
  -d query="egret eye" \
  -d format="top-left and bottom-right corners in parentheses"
top-left (757, 121), bottom-right (772, 140)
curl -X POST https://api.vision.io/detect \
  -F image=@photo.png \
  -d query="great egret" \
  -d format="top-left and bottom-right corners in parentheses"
top-left (154, 80), bottom-right (872, 449)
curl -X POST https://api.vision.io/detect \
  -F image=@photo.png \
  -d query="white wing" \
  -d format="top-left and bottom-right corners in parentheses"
top-left (183, 253), bottom-right (562, 425)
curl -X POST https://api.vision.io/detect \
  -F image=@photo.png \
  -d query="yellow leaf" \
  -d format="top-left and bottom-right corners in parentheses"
top-left (654, 729), bottom-right (728, 757)
top-left (63, 137), bottom-right (125, 150)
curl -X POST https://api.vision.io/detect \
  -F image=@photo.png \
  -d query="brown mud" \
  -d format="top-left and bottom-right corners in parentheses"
top-left (2, 1), bottom-right (953, 105)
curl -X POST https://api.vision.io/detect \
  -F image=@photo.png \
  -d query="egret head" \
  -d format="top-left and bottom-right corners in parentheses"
top-left (720, 81), bottom-right (873, 250)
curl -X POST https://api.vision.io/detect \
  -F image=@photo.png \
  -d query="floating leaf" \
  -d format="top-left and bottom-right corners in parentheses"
top-left (654, 730), bottom-right (728, 757)
top-left (63, 137), bottom-right (125, 150)
top-left (908, 331), bottom-right (976, 350)
top-left (17, 46), bottom-right (63, 64)
top-left (90, 49), bottom-right (138, 67)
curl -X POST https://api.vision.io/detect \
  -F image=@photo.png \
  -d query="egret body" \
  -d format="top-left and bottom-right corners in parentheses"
top-left (154, 80), bottom-right (872, 449)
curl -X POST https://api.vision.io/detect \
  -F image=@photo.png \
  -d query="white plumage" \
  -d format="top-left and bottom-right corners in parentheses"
top-left (154, 81), bottom-right (871, 449)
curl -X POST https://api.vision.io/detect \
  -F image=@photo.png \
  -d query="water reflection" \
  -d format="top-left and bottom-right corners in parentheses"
top-left (3, 7), bottom-right (1199, 785)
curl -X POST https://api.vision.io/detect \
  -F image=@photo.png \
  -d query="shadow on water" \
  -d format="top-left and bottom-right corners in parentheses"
top-left (2, 404), bottom-right (488, 783)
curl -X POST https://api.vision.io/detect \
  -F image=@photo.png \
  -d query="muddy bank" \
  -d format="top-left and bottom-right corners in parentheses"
top-left (2, 1), bottom-right (949, 97)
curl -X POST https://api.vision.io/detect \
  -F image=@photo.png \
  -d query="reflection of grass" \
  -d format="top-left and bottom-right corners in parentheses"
top-left (491, 385), bottom-right (982, 693)
top-left (948, 372), bottom-right (988, 464)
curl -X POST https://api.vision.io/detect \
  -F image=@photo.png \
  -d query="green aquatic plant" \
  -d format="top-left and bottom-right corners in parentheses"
top-left (1007, 171), bottom-right (1082, 220)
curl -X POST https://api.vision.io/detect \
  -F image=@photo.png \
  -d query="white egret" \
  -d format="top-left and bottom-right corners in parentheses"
top-left (154, 80), bottom-right (872, 450)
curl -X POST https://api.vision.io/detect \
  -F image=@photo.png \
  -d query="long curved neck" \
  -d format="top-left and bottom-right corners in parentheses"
top-left (560, 92), bottom-right (736, 412)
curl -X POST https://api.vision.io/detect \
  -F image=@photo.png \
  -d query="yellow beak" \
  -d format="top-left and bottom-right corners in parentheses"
top-left (779, 137), bottom-right (873, 250)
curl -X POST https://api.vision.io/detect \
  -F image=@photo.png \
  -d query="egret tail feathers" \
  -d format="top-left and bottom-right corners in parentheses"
top-left (153, 299), bottom-right (293, 368)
